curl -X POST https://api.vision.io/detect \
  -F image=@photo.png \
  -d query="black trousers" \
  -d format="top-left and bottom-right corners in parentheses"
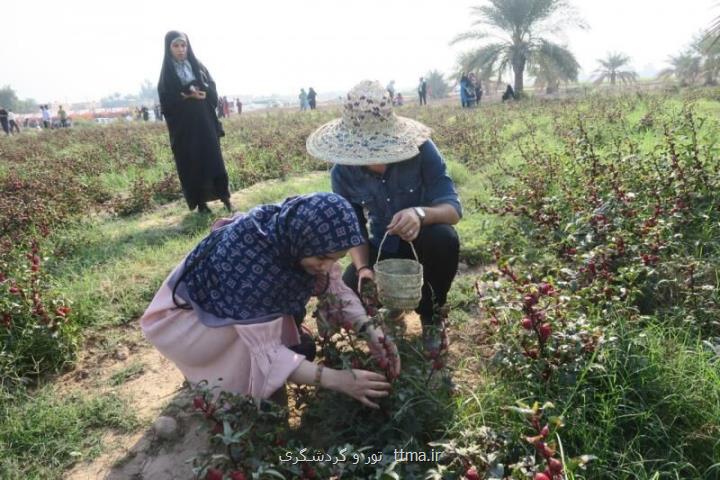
top-left (342, 224), bottom-right (459, 321)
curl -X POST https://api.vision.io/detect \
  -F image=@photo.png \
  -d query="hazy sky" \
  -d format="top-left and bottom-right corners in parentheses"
top-left (2, 0), bottom-right (717, 103)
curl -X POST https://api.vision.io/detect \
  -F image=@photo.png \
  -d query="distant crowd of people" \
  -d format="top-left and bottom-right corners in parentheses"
top-left (0, 104), bottom-right (73, 134)
top-left (298, 88), bottom-right (317, 111)
top-left (217, 96), bottom-right (242, 117)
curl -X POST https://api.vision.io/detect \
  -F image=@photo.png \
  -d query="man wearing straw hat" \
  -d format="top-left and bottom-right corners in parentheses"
top-left (306, 80), bottom-right (462, 353)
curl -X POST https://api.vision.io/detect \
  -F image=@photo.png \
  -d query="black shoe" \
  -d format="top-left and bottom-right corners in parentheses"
top-left (197, 203), bottom-right (211, 214)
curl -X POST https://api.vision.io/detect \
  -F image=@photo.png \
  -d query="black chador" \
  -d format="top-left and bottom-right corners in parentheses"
top-left (158, 30), bottom-right (231, 212)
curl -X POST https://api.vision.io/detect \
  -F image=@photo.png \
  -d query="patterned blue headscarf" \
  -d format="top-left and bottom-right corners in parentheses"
top-left (182, 193), bottom-right (364, 321)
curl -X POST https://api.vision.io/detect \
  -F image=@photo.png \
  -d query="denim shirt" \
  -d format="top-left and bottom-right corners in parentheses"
top-left (331, 139), bottom-right (462, 253)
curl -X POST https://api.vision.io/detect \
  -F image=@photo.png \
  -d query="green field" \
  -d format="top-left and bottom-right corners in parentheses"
top-left (1, 89), bottom-right (720, 479)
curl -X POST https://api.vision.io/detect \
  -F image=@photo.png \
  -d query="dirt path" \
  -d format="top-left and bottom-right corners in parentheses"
top-left (62, 324), bottom-right (199, 480)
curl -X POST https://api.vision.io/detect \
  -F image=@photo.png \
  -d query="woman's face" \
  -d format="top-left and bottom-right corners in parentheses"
top-left (170, 39), bottom-right (187, 61)
top-left (299, 250), bottom-right (347, 276)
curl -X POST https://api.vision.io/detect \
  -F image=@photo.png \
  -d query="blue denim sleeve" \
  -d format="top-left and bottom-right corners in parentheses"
top-left (331, 166), bottom-right (369, 239)
top-left (330, 165), bottom-right (348, 198)
top-left (420, 140), bottom-right (463, 218)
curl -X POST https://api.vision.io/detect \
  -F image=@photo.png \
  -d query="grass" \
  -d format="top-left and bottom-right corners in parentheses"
top-left (109, 361), bottom-right (146, 386)
top-left (0, 387), bottom-right (139, 480)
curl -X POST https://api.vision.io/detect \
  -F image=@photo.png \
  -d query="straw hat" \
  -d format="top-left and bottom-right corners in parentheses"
top-left (306, 80), bottom-right (432, 165)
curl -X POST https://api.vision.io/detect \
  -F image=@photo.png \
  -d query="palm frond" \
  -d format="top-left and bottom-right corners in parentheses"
top-left (450, 30), bottom-right (489, 46)
top-left (593, 74), bottom-right (609, 85)
top-left (532, 40), bottom-right (580, 81)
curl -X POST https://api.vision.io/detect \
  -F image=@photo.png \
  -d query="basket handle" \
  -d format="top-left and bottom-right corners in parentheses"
top-left (376, 231), bottom-right (420, 264)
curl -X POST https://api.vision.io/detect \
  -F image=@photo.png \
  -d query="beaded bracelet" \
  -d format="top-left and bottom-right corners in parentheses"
top-left (314, 364), bottom-right (324, 387)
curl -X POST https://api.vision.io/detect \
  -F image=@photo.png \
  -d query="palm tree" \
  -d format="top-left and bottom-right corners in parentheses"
top-left (696, 34), bottom-right (720, 85)
top-left (529, 42), bottom-right (580, 93)
top-left (451, 0), bottom-right (584, 95)
top-left (657, 51), bottom-right (703, 86)
top-left (593, 53), bottom-right (637, 85)
top-left (425, 70), bottom-right (451, 99)
top-left (705, 9), bottom-right (720, 48)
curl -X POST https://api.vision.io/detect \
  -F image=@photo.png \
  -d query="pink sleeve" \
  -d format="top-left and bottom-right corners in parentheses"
top-left (316, 263), bottom-right (367, 333)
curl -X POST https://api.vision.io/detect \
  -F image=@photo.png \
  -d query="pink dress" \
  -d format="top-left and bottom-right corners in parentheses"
top-left (140, 262), bottom-right (365, 400)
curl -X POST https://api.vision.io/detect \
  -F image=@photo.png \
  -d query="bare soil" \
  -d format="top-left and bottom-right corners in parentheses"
top-left (61, 262), bottom-right (490, 479)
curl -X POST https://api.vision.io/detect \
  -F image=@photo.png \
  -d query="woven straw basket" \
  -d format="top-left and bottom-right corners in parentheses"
top-left (374, 232), bottom-right (423, 310)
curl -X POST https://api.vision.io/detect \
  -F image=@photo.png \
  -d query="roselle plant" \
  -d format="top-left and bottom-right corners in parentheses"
top-left (0, 240), bottom-right (78, 387)
top-left (506, 401), bottom-right (595, 480)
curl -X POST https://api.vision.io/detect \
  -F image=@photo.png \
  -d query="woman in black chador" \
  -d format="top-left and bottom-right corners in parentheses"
top-left (158, 31), bottom-right (232, 213)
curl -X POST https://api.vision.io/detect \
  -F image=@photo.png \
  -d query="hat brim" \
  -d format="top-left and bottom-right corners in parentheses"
top-left (306, 115), bottom-right (432, 165)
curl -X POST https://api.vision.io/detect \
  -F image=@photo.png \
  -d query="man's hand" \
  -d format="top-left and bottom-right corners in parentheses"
top-left (386, 208), bottom-right (421, 242)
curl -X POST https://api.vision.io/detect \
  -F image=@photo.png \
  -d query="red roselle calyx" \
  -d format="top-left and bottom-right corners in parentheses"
top-left (465, 466), bottom-right (480, 480)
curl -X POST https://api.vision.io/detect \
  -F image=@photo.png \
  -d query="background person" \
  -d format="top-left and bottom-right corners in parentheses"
top-left (58, 105), bottom-right (69, 127)
top-left (417, 77), bottom-right (427, 105)
top-left (157, 30), bottom-right (232, 214)
top-left (7, 111), bottom-right (20, 133)
top-left (307, 87), bottom-right (317, 110)
top-left (307, 80), bottom-right (462, 354)
top-left (140, 193), bottom-right (400, 407)
top-left (41, 105), bottom-right (51, 129)
top-left (0, 108), bottom-right (9, 135)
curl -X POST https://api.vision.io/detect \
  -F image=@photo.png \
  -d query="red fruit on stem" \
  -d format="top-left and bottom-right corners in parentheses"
top-left (193, 396), bottom-right (206, 410)
top-left (540, 425), bottom-right (550, 438)
top-left (433, 358), bottom-right (445, 370)
top-left (521, 317), bottom-right (533, 330)
top-left (539, 323), bottom-right (552, 341)
top-left (302, 465), bottom-right (317, 479)
top-left (206, 468), bottom-right (224, 480)
top-left (538, 282), bottom-right (553, 296)
top-left (465, 466), bottom-right (480, 480)
top-left (534, 473), bottom-right (551, 480)
top-left (229, 471), bottom-right (247, 480)
top-left (9, 286), bottom-right (20, 294)
top-left (378, 358), bottom-right (389, 369)
top-left (549, 458), bottom-right (563, 473)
